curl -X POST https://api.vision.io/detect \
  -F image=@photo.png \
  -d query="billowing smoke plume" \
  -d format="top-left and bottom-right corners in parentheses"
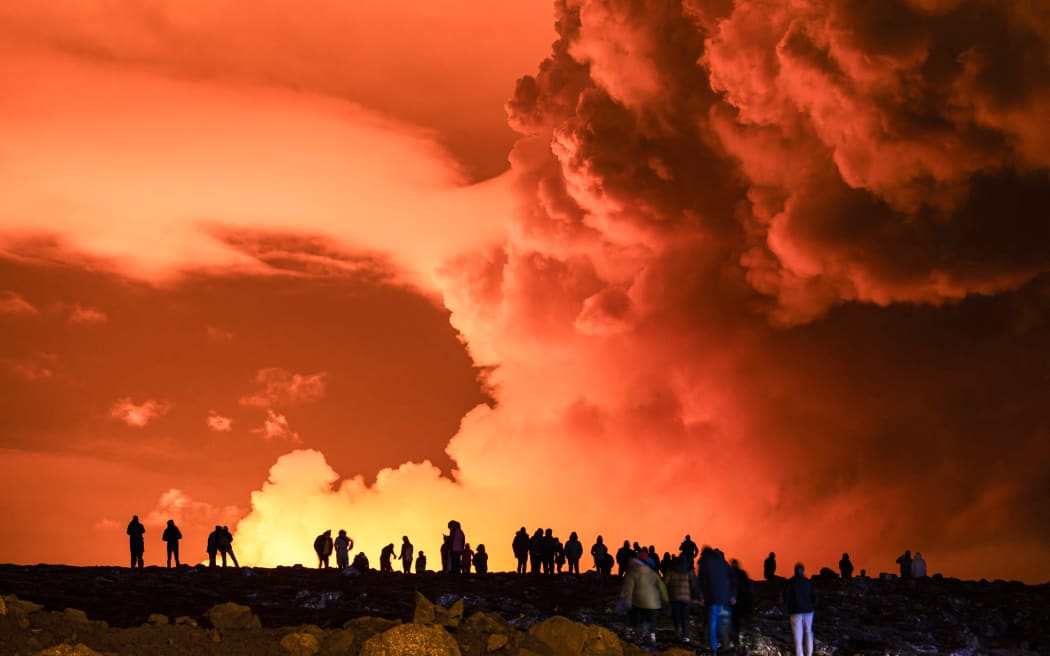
top-left (232, 0), bottom-right (1049, 581)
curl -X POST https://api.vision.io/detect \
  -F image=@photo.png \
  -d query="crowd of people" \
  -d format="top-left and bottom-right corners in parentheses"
top-left (126, 516), bottom-right (929, 654)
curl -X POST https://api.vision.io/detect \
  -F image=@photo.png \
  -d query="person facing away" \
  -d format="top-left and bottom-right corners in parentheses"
top-left (126, 516), bottom-right (146, 568)
top-left (380, 543), bottom-right (396, 573)
top-left (616, 540), bottom-right (634, 576)
top-left (764, 551), bottom-right (777, 580)
top-left (415, 551), bottom-right (427, 573)
top-left (679, 534), bottom-right (699, 564)
top-left (162, 519), bottom-right (182, 568)
top-left (542, 529), bottom-right (556, 574)
top-left (730, 558), bottom-right (754, 648)
top-left (461, 543), bottom-right (474, 574)
top-left (911, 552), bottom-right (927, 578)
top-left (219, 526), bottom-right (239, 568)
top-left (839, 553), bottom-right (854, 579)
top-left (590, 535), bottom-right (608, 572)
top-left (564, 531), bottom-right (583, 574)
top-left (896, 550), bottom-right (912, 579)
top-left (697, 547), bottom-right (736, 654)
top-left (512, 527), bottom-right (530, 574)
top-left (659, 552), bottom-right (673, 576)
top-left (206, 525), bottom-right (221, 567)
top-left (663, 555), bottom-right (697, 643)
top-left (474, 544), bottom-right (489, 574)
top-left (448, 520), bottom-right (466, 574)
top-left (352, 551), bottom-right (370, 572)
top-left (783, 563), bottom-right (817, 656)
top-left (398, 536), bottom-right (413, 573)
top-left (528, 528), bottom-right (545, 574)
top-left (620, 551), bottom-right (669, 644)
top-left (314, 530), bottom-right (334, 568)
top-left (334, 530), bottom-right (354, 569)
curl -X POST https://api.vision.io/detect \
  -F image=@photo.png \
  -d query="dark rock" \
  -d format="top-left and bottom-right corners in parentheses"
top-left (359, 623), bottom-right (461, 656)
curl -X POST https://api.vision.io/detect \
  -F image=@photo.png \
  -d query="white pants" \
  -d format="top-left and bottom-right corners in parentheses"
top-left (790, 612), bottom-right (814, 656)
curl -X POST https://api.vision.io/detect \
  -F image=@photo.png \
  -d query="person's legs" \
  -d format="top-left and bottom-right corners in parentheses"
top-left (790, 613), bottom-right (805, 656)
top-left (167, 544), bottom-right (174, 568)
top-left (229, 549), bottom-right (239, 568)
top-left (708, 603), bottom-right (723, 651)
top-left (803, 612), bottom-right (814, 656)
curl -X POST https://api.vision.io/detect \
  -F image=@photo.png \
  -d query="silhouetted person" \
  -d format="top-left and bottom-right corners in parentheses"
top-left (126, 516), bottom-right (145, 568)
top-left (542, 529), bottom-right (556, 574)
top-left (441, 533), bottom-right (451, 572)
top-left (352, 551), bottom-right (369, 571)
top-left (448, 520), bottom-right (465, 574)
top-left (474, 544), bottom-right (489, 574)
top-left (591, 535), bottom-right (610, 574)
top-left (620, 551), bottom-right (668, 644)
top-left (697, 547), bottom-right (735, 653)
top-left (314, 530), bottom-right (334, 568)
top-left (896, 550), bottom-right (912, 579)
top-left (415, 551), bottom-right (427, 573)
top-left (730, 558), bottom-right (754, 647)
top-left (462, 543), bottom-right (474, 573)
top-left (528, 528), bottom-right (544, 574)
top-left (783, 563), bottom-right (817, 656)
top-left (564, 531), bottom-right (583, 574)
top-left (911, 552), bottom-right (927, 578)
top-left (380, 543), bottom-right (396, 573)
top-left (398, 536), bottom-right (413, 573)
top-left (659, 552), bottom-right (672, 576)
top-left (162, 519), bottom-right (182, 568)
top-left (513, 527), bottom-right (530, 574)
top-left (219, 526), bottom-right (239, 568)
top-left (764, 551), bottom-right (777, 580)
top-left (679, 534), bottom-right (699, 565)
top-left (664, 555), bottom-right (697, 643)
top-left (616, 540), bottom-right (634, 576)
top-left (839, 552), bottom-right (854, 579)
top-left (554, 536), bottom-right (565, 573)
top-left (206, 526), bottom-right (221, 567)
top-left (335, 530), bottom-right (354, 569)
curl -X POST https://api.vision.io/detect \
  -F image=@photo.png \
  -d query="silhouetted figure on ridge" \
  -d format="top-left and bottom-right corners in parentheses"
top-left (474, 544), bottom-right (489, 574)
top-left (679, 534), bottom-right (699, 565)
top-left (415, 551), bottom-right (427, 573)
top-left (462, 543), bottom-right (474, 573)
top-left (659, 551), bottom-right (673, 576)
top-left (126, 516), bottom-right (145, 568)
top-left (697, 547), bottom-right (735, 654)
top-left (334, 530), bottom-right (354, 569)
top-left (616, 540), bottom-right (634, 577)
top-left (664, 555), bottom-right (697, 643)
top-left (380, 543), bottom-right (396, 573)
top-left (529, 528), bottom-right (544, 574)
top-left (219, 525), bottom-right (239, 568)
top-left (352, 551), bottom-right (369, 572)
top-left (441, 533), bottom-right (451, 573)
top-left (731, 558), bottom-right (754, 647)
top-left (591, 535), bottom-right (610, 574)
top-left (554, 536), bottom-right (566, 573)
top-left (542, 529), bottom-right (556, 574)
top-left (896, 550), bottom-right (912, 579)
top-left (764, 551), bottom-right (777, 580)
top-left (448, 520), bottom-right (465, 574)
top-left (314, 530), bottom-right (334, 569)
top-left (206, 526), bottom-right (221, 567)
top-left (512, 527), bottom-right (530, 574)
top-left (564, 531), bottom-right (583, 574)
top-left (839, 552), bottom-right (854, 579)
top-left (783, 562), bottom-right (817, 656)
top-left (911, 552), bottom-right (927, 578)
top-left (162, 519), bottom-right (182, 568)
top-left (398, 536), bottom-right (413, 573)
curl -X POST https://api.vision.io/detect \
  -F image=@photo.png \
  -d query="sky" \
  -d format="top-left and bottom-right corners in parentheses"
top-left (1, 0), bottom-right (1048, 583)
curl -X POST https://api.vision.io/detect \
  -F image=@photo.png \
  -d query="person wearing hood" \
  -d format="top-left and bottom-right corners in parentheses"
top-left (126, 516), bottom-right (146, 568)
top-left (620, 551), bottom-right (669, 644)
top-left (162, 519), bottom-right (182, 568)
top-left (663, 555), bottom-right (697, 643)
top-left (911, 552), bottom-right (927, 578)
top-left (697, 547), bottom-right (736, 653)
top-left (563, 531), bottom-right (583, 574)
top-left (513, 527), bottom-right (530, 574)
top-left (474, 544), bottom-right (489, 574)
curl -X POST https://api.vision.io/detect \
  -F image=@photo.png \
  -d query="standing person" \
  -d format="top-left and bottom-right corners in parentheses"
top-left (554, 536), bottom-right (566, 573)
top-left (126, 516), bottom-right (146, 568)
top-left (838, 553), bottom-right (854, 579)
top-left (620, 552), bottom-right (668, 644)
top-left (616, 540), bottom-right (634, 577)
top-left (441, 533), bottom-right (451, 573)
top-left (528, 528), bottom-right (544, 574)
top-left (162, 519), bottom-right (182, 568)
top-left (334, 530), bottom-right (354, 569)
top-left (398, 536), bottom-right (413, 573)
top-left (512, 527), bottom-right (530, 574)
top-left (679, 534), bottom-right (699, 565)
top-left (590, 536), bottom-right (609, 573)
top-left (207, 526), bottom-right (221, 567)
top-left (664, 555), bottom-right (697, 643)
top-left (314, 530), bottom-right (334, 568)
top-left (380, 543), bottom-right (396, 573)
top-left (764, 552), bottom-right (777, 580)
top-left (461, 543), bottom-right (474, 574)
top-left (415, 551), bottom-right (427, 573)
top-left (911, 552), bottom-right (927, 578)
top-left (659, 552), bottom-right (673, 576)
top-left (448, 520), bottom-right (465, 574)
top-left (783, 563), bottom-right (817, 656)
top-left (896, 550), bottom-right (912, 579)
top-left (474, 544), bottom-right (489, 574)
top-left (730, 558), bottom-right (754, 648)
top-left (564, 532), bottom-right (583, 574)
top-left (697, 547), bottom-right (735, 654)
top-left (219, 526), bottom-right (239, 568)
top-left (542, 529), bottom-right (556, 574)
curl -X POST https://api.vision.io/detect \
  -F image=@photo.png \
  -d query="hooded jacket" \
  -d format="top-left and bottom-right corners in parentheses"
top-left (621, 558), bottom-right (669, 610)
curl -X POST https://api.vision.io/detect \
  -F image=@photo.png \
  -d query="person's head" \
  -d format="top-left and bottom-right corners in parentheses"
top-left (794, 563), bottom-right (805, 577)
top-left (477, 544), bottom-right (485, 553)
top-left (223, 526), bottom-right (229, 531)
top-left (623, 540), bottom-right (630, 548)
top-left (596, 535), bottom-right (603, 543)
top-left (339, 529), bottom-right (347, 536)
top-left (519, 526), bottom-right (526, 532)
top-left (730, 558), bottom-right (739, 569)
top-left (685, 534), bottom-right (691, 540)
top-left (215, 525), bottom-right (222, 531)
top-left (167, 519), bottom-right (174, 527)
top-left (132, 515), bottom-right (139, 522)
top-left (403, 535), bottom-right (409, 542)
top-left (915, 551), bottom-right (922, 558)
top-left (545, 528), bottom-right (552, 537)
top-left (769, 552), bottom-right (775, 558)
top-left (904, 549), bottom-right (911, 557)
top-left (570, 531), bottom-right (578, 540)
top-left (464, 543), bottom-right (470, 550)
top-left (419, 551), bottom-right (425, 556)
top-left (842, 552), bottom-right (849, 558)
top-left (702, 546), bottom-right (713, 557)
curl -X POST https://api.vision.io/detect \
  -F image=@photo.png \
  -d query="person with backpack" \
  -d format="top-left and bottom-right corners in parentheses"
top-left (664, 555), bottom-right (697, 643)
top-left (314, 530), bottom-right (334, 568)
top-left (620, 551), bottom-right (669, 644)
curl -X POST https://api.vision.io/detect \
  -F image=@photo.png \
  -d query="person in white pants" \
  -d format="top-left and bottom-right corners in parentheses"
top-left (783, 563), bottom-right (817, 656)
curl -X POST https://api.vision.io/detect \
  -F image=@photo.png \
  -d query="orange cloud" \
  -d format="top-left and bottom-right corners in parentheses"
top-left (0, 290), bottom-right (38, 316)
top-left (254, 410), bottom-right (301, 443)
top-left (239, 368), bottom-right (327, 408)
top-left (206, 412), bottom-right (233, 433)
top-left (109, 398), bottom-right (172, 428)
top-left (67, 304), bottom-right (108, 325)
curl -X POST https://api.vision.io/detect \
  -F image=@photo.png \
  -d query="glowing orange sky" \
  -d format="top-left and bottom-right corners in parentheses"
top-left (1, 0), bottom-right (1048, 583)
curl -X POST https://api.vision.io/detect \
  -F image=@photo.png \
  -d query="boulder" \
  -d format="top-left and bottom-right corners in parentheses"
top-left (527, 616), bottom-right (623, 656)
top-left (281, 632), bottom-right (322, 656)
top-left (320, 629), bottom-right (356, 655)
top-left (4, 594), bottom-right (43, 614)
top-left (207, 601), bottom-right (262, 629)
top-left (174, 616), bottom-right (198, 627)
top-left (486, 634), bottom-right (508, 651)
top-left (31, 644), bottom-right (103, 656)
top-left (359, 623), bottom-right (462, 656)
top-left (456, 611), bottom-right (517, 656)
top-left (413, 592), bottom-right (464, 628)
top-left (343, 616), bottom-right (400, 644)
top-left (0, 596), bottom-right (6, 615)
top-left (63, 608), bottom-right (90, 624)
top-left (148, 613), bottom-right (169, 625)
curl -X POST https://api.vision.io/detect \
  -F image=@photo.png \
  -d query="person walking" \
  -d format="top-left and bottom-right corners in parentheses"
top-left (664, 555), bottom-right (697, 643)
top-left (783, 563), bottom-right (817, 656)
top-left (620, 551), bottom-right (668, 644)
top-left (162, 519), bottom-right (182, 568)
top-left (697, 547), bottom-right (735, 653)
top-left (126, 516), bottom-right (146, 568)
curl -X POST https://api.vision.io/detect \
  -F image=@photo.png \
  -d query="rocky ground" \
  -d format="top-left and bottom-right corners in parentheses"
top-left (0, 565), bottom-right (1046, 655)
